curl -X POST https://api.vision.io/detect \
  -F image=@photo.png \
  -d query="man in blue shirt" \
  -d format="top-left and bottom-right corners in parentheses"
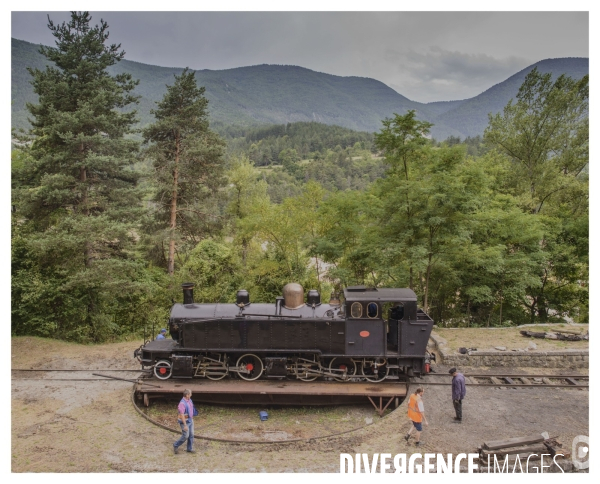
top-left (450, 367), bottom-right (466, 422)
top-left (156, 329), bottom-right (167, 340)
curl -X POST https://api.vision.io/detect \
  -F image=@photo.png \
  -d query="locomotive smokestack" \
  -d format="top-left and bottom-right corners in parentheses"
top-left (182, 283), bottom-right (194, 305)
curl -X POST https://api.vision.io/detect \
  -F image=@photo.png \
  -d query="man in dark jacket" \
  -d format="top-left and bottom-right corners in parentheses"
top-left (450, 368), bottom-right (466, 422)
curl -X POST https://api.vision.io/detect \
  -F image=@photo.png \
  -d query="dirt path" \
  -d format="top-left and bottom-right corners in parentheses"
top-left (11, 337), bottom-right (589, 472)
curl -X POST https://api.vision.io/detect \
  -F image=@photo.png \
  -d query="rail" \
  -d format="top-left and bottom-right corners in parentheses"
top-left (415, 373), bottom-right (588, 389)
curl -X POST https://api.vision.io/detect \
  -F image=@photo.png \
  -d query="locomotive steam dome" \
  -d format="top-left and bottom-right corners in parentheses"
top-left (282, 283), bottom-right (305, 309)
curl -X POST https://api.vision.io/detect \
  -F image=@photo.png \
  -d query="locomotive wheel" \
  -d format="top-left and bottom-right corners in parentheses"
top-left (296, 355), bottom-right (320, 382)
top-left (328, 358), bottom-right (357, 382)
top-left (154, 359), bottom-right (172, 380)
top-left (360, 358), bottom-right (389, 382)
top-left (236, 354), bottom-right (264, 381)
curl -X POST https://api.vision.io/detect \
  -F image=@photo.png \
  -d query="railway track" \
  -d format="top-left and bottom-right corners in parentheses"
top-left (12, 368), bottom-right (588, 388)
top-left (12, 368), bottom-right (149, 372)
top-left (11, 368), bottom-right (149, 382)
top-left (416, 373), bottom-right (588, 389)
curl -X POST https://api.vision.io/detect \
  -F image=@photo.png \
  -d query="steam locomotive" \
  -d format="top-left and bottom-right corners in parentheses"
top-left (134, 283), bottom-right (434, 382)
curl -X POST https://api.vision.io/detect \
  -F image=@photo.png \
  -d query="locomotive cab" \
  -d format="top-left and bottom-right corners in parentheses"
top-left (342, 286), bottom-right (433, 375)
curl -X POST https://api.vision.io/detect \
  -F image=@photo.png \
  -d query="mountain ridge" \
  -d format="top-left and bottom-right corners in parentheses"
top-left (11, 38), bottom-right (588, 139)
top-left (434, 57), bottom-right (589, 137)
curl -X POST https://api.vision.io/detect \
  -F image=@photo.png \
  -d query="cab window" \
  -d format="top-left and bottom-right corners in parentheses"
top-left (390, 303), bottom-right (405, 320)
top-left (367, 302), bottom-right (379, 319)
top-left (350, 302), bottom-right (363, 318)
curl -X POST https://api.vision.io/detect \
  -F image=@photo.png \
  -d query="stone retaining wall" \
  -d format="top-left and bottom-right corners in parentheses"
top-left (430, 333), bottom-right (588, 368)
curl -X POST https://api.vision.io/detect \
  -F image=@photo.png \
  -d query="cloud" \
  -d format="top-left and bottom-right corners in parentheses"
top-left (11, 11), bottom-right (588, 103)
top-left (383, 47), bottom-right (532, 102)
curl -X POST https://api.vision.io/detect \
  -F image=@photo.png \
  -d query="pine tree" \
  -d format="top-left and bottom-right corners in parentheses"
top-left (143, 68), bottom-right (225, 275)
top-left (12, 12), bottom-right (143, 341)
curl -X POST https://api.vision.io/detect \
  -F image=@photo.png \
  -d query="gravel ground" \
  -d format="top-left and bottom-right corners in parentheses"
top-left (432, 325), bottom-right (589, 352)
top-left (11, 337), bottom-right (589, 472)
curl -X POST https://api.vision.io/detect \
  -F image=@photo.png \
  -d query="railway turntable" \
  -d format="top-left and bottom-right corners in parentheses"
top-left (134, 378), bottom-right (408, 417)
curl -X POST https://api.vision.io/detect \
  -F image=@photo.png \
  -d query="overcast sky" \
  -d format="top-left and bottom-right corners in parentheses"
top-left (11, 11), bottom-right (589, 103)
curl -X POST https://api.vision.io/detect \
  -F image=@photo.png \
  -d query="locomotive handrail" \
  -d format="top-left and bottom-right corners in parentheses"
top-left (235, 313), bottom-right (303, 319)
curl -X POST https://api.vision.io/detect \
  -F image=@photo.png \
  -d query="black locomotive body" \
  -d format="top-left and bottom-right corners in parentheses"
top-left (135, 283), bottom-right (434, 382)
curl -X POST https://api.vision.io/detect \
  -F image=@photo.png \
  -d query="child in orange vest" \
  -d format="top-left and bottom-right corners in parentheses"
top-left (404, 387), bottom-right (428, 446)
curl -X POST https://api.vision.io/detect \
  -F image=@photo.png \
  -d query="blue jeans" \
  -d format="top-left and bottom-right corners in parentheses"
top-left (174, 419), bottom-right (194, 451)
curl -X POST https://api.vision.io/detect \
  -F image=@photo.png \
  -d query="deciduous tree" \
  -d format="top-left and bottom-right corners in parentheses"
top-left (485, 68), bottom-right (588, 322)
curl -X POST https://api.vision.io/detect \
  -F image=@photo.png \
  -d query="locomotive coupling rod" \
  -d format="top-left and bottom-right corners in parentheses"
top-left (92, 373), bottom-right (161, 387)
top-left (227, 366), bottom-right (251, 374)
top-left (321, 370), bottom-right (349, 379)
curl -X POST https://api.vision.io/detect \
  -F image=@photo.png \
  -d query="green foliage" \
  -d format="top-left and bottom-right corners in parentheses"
top-left (226, 122), bottom-right (376, 166)
top-left (372, 110), bottom-right (433, 290)
top-left (437, 135), bottom-right (488, 157)
top-left (303, 146), bottom-right (386, 192)
top-left (142, 67), bottom-right (226, 274)
top-left (10, 30), bottom-right (589, 341)
top-left (181, 240), bottom-right (243, 303)
top-left (484, 68), bottom-right (589, 323)
top-left (307, 97), bottom-right (587, 326)
top-left (485, 67), bottom-right (588, 214)
top-left (309, 189), bottom-right (376, 288)
top-left (12, 12), bottom-right (146, 342)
